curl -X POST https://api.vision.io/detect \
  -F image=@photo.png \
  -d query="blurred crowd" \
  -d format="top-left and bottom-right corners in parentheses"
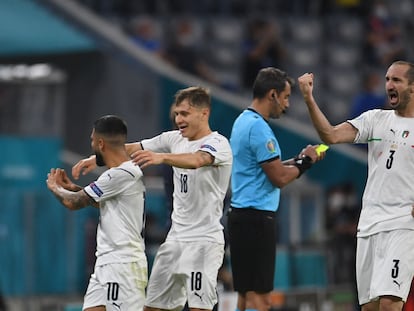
top-left (76, 0), bottom-right (413, 125)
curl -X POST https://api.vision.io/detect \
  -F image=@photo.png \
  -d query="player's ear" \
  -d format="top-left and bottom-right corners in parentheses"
top-left (201, 107), bottom-right (210, 118)
top-left (98, 138), bottom-right (105, 151)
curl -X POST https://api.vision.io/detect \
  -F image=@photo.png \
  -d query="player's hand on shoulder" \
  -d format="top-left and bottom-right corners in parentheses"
top-left (72, 155), bottom-right (97, 180)
top-left (131, 149), bottom-right (163, 169)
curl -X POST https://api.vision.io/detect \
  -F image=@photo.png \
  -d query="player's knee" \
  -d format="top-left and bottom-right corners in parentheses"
top-left (379, 295), bottom-right (403, 311)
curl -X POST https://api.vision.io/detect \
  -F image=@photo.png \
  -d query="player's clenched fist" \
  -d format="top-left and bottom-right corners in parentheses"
top-left (297, 73), bottom-right (314, 100)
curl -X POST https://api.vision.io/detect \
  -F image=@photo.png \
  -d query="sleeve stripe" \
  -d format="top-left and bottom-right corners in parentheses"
top-left (114, 168), bottom-right (135, 178)
top-left (259, 155), bottom-right (280, 164)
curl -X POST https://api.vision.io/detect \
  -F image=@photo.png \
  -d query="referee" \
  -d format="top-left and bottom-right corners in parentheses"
top-left (228, 67), bottom-right (323, 311)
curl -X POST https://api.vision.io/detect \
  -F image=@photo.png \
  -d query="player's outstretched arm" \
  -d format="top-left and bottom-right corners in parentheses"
top-left (47, 168), bottom-right (97, 210)
top-left (298, 73), bottom-right (357, 144)
top-left (132, 149), bottom-right (213, 169)
top-left (72, 155), bottom-right (97, 180)
top-left (72, 142), bottom-right (142, 179)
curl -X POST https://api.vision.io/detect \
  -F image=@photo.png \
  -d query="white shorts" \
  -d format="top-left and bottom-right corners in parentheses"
top-left (83, 260), bottom-right (148, 311)
top-left (356, 230), bottom-right (414, 305)
top-left (145, 240), bottom-right (225, 311)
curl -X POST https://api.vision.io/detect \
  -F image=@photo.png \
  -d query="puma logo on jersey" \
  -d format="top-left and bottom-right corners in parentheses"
top-left (393, 280), bottom-right (402, 289)
top-left (194, 292), bottom-right (204, 301)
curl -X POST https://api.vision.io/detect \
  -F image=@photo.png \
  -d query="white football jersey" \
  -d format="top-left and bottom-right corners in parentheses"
top-left (84, 160), bottom-right (146, 265)
top-left (349, 109), bottom-right (414, 236)
top-left (141, 130), bottom-right (232, 244)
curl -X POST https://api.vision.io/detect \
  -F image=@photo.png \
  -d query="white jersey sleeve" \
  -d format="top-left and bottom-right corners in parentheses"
top-left (347, 109), bottom-right (379, 143)
top-left (199, 134), bottom-right (233, 166)
top-left (141, 130), bottom-right (180, 153)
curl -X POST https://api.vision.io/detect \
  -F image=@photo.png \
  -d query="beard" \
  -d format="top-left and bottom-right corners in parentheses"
top-left (396, 89), bottom-right (410, 110)
top-left (390, 89), bottom-right (410, 112)
top-left (95, 151), bottom-right (106, 167)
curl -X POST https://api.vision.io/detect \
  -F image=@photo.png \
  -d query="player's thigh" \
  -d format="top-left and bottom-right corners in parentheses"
top-left (184, 241), bottom-right (224, 310)
top-left (356, 235), bottom-right (374, 305)
top-left (145, 241), bottom-right (187, 311)
top-left (146, 240), bottom-right (224, 310)
top-left (372, 230), bottom-right (414, 301)
top-left (357, 230), bottom-right (414, 304)
top-left (83, 261), bottom-right (147, 311)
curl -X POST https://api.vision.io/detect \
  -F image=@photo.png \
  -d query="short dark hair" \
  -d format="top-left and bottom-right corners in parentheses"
top-left (252, 67), bottom-right (294, 99)
top-left (174, 86), bottom-right (211, 109)
top-left (93, 115), bottom-right (127, 145)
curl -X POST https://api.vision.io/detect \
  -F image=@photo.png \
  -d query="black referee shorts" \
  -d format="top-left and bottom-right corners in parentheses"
top-left (227, 207), bottom-right (277, 293)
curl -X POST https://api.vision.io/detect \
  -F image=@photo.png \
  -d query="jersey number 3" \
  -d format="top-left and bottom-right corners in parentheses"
top-left (386, 150), bottom-right (395, 169)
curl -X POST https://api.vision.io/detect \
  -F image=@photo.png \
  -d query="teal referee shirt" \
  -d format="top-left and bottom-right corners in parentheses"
top-left (230, 108), bottom-right (281, 212)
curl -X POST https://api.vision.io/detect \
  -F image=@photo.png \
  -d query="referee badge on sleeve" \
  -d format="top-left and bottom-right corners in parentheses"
top-left (266, 139), bottom-right (276, 153)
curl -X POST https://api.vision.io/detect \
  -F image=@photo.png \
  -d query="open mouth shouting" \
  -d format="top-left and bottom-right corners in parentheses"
top-left (388, 90), bottom-right (399, 107)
